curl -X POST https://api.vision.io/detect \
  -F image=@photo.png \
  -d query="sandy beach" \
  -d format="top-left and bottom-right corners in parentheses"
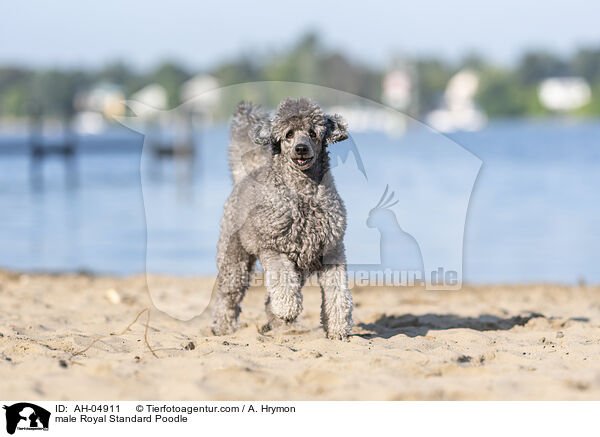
top-left (1, 269), bottom-right (599, 400)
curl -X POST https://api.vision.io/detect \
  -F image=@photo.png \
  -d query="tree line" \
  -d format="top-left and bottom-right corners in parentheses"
top-left (1, 33), bottom-right (600, 120)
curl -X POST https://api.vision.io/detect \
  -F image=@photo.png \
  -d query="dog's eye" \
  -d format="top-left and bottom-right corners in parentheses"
top-left (309, 129), bottom-right (316, 139)
top-left (286, 130), bottom-right (294, 139)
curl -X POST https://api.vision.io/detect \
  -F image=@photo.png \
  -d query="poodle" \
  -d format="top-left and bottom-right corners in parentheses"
top-left (211, 97), bottom-right (353, 340)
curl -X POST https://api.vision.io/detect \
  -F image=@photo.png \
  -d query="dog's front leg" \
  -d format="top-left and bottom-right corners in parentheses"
top-left (212, 233), bottom-right (254, 335)
top-left (260, 250), bottom-right (303, 331)
top-left (211, 261), bottom-right (251, 336)
top-left (317, 251), bottom-right (353, 340)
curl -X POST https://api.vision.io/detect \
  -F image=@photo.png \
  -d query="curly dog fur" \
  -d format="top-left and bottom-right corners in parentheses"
top-left (212, 97), bottom-right (353, 340)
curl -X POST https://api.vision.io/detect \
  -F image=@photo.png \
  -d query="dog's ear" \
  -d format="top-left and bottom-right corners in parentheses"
top-left (324, 113), bottom-right (348, 145)
top-left (251, 119), bottom-right (272, 146)
top-left (251, 119), bottom-right (280, 155)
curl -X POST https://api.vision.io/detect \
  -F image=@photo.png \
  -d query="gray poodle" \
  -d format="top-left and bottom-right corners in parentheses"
top-left (211, 97), bottom-right (353, 340)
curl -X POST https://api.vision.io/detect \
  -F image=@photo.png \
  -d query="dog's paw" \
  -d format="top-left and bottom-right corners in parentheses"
top-left (325, 329), bottom-right (350, 341)
top-left (259, 322), bottom-right (273, 334)
top-left (211, 321), bottom-right (237, 336)
top-left (269, 294), bottom-right (302, 322)
top-left (260, 316), bottom-right (294, 334)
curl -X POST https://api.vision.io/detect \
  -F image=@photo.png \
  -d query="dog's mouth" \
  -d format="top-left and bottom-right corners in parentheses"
top-left (292, 156), bottom-right (314, 169)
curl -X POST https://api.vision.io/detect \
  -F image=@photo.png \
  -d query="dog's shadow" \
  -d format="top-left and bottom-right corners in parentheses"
top-left (355, 312), bottom-right (549, 339)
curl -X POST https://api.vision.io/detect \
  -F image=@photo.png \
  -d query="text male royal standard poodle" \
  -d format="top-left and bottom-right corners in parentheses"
top-left (211, 97), bottom-right (353, 340)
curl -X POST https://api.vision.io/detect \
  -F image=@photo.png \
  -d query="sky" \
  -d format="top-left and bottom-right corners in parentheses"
top-left (1, 0), bottom-right (600, 71)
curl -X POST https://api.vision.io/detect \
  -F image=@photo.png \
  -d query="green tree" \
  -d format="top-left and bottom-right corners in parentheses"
top-left (145, 62), bottom-right (191, 108)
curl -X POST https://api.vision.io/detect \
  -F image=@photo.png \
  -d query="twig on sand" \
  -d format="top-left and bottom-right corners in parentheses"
top-left (71, 307), bottom-right (158, 359)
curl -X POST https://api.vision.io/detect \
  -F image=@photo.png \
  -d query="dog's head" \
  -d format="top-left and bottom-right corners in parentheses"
top-left (252, 97), bottom-right (348, 171)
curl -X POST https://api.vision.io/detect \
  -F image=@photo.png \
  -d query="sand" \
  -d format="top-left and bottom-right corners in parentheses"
top-left (1, 269), bottom-right (599, 400)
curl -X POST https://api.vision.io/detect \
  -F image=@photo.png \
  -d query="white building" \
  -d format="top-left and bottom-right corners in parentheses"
top-left (538, 77), bottom-right (591, 111)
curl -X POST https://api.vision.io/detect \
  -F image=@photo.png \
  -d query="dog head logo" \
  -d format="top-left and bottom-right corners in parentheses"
top-left (3, 403), bottom-right (50, 434)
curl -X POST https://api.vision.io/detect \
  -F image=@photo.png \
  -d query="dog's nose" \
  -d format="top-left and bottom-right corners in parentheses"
top-left (295, 144), bottom-right (309, 155)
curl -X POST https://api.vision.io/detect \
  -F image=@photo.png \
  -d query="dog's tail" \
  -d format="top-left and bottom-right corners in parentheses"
top-left (229, 102), bottom-right (270, 184)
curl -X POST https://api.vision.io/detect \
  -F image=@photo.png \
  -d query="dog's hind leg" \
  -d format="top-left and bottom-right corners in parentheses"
top-left (318, 247), bottom-right (353, 340)
top-left (260, 250), bottom-right (303, 332)
top-left (212, 236), bottom-right (255, 335)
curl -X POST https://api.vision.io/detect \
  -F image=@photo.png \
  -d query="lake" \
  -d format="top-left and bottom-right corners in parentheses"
top-left (0, 119), bottom-right (598, 285)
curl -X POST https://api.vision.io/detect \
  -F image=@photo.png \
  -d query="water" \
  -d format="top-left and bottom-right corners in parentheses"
top-left (0, 119), bottom-right (598, 284)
